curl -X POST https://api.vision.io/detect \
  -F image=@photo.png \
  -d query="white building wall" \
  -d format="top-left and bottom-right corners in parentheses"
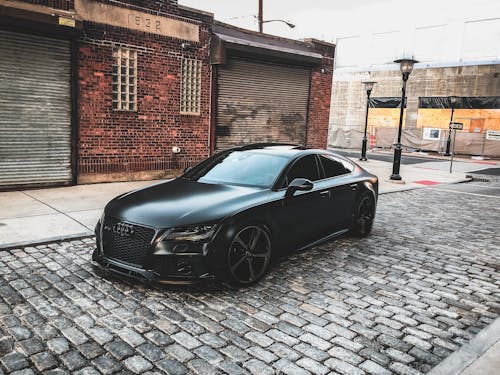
top-left (334, 17), bottom-right (500, 71)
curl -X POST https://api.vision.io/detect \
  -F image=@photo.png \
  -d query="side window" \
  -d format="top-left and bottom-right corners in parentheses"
top-left (284, 155), bottom-right (320, 186)
top-left (319, 155), bottom-right (353, 178)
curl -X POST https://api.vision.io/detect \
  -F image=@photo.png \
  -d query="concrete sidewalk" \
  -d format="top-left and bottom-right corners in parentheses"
top-left (0, 180), bottom-right (158, 249)
top-left (429, 317), bottom-right (500, 375)
top-left (0, 158), bottom-right (471, 249)
top-left (356, 158), bottom-right (471, 193)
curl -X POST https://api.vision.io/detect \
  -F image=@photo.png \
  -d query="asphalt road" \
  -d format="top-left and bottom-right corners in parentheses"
top-left (432, 181), bottom-right (500, 197)
top-left (467, 167), bottom-right (500, 176)
top-left (331, 149), bottom-right (500, 177)
top-left (330, 149), bottom-right (439, 165)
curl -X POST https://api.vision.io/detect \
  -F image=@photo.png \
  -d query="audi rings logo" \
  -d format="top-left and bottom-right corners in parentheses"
top-left (111, 222), bottom-right (135, 237)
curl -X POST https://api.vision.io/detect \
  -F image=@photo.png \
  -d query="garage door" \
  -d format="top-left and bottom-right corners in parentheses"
top-left (0, 31), bottom-right (72, 188)
top-left (216, 58), bottom-right (310, 151)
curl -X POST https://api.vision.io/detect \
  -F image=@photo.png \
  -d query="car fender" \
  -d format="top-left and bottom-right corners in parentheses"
top-left (360, 180), bottom-right (378, 201)
top-left (208, 199), bottom-right (282, 265)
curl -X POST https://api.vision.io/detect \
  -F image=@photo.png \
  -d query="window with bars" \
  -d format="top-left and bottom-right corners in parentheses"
top-left (180, 58), bottom-right (202, 115)
top-left (112, 48), bottom-right (137, 111)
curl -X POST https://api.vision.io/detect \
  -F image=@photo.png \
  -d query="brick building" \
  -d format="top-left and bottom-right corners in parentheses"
top-left (0, 0), bottom-right (334, 189)
top-left (75, 0), bottom-right (213, 184)
top-left (210, 23), bottom-right (334, 153)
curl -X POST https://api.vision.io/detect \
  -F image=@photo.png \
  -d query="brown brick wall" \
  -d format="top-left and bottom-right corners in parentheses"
top-left (20, 0), bottom-right (74, 10)
top-left (77, 4), bottom-right (212, 179)
top-left (93, 1), bottom-right (205, 20)
top-left (306, 57), bottom-right (334, 149)
top-left (8, 0), bottom-right (336, 183)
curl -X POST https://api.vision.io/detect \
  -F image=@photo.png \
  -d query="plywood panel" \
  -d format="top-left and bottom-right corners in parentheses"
top-left (416, 108), bottom-right (500, 131)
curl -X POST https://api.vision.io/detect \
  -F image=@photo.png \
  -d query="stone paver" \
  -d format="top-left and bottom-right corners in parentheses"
top-left (0, 187), bottom-right (499, 373)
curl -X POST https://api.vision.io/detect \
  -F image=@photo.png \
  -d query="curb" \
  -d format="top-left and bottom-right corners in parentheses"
top-left (0, 233), bottom-right (94, 251)
top-left (374, 150), bottom-right (499, 164)
top-left (466, 174), bottom-right (500, 182)
top-left (428, 317), bottom-right (500, 375)
top-left (378, 177), bottom-right (472, 195)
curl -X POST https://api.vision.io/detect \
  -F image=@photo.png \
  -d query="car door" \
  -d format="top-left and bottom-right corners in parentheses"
top-left (317, 154), bottom-right (357, 232)
top-left (277, 154), bottom-right (332, 248)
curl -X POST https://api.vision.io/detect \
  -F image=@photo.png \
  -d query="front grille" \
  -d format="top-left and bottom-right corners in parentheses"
top-left (101, 217), bottom-right (156, 267)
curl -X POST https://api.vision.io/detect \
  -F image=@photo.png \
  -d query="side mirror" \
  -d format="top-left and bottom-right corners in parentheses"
top-left (285, 178), bottom-right (313, 197)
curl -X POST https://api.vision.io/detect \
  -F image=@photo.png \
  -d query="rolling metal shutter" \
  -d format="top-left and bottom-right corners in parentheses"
top-left (0, 31), bottom-right (72, 188)
top-left (216, 58), bottom-right (310, 151)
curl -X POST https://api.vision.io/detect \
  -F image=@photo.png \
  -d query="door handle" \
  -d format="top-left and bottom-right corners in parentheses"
top-left (350, 184), bottom-right (358, 191)
top-left (320, 191), bottom-right (331, 198)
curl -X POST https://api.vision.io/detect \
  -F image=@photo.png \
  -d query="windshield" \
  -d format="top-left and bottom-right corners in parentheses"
top-left (184, 151), bottom-right (289, 188)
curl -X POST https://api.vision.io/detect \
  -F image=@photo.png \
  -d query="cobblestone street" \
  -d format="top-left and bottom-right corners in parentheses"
top-left (1, 187), bottom-right (499, 374)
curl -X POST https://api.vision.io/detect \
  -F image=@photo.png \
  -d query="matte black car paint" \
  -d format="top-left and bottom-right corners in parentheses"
top-left (93, 144), bottom-right (378, 284)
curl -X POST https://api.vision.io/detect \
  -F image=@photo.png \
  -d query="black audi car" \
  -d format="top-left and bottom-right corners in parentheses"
top-left (93, 144), bottom-right (378, 286)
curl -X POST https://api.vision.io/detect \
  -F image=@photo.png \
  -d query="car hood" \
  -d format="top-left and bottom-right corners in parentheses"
top-left (104, 178), bottom-right (271, 228)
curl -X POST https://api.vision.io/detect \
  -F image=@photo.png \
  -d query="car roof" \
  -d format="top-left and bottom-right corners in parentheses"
top-left (228, 143), bottom-right (349, 160)
top-left (229, 143), bottom-right (311, 158)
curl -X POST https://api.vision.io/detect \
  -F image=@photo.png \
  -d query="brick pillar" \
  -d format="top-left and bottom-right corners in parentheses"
top-left (304, 39), bottom-right (335, 149)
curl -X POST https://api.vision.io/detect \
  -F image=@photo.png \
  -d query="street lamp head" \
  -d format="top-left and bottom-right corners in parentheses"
top-left (449, 95), bottom-right (460, 105)
top-left (362, 81), bottom-right (377, 92)
top-left (394, 58), bottom-right (418, 75)
top-left (261, 19), bottom-right (295, 29)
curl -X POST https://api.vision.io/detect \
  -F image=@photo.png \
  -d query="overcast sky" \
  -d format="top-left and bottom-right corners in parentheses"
top-left (179, 0), bottom-right (499, 43)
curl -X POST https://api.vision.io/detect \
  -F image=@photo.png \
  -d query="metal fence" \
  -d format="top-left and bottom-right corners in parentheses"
top-left (329, 125), bottom-right (500, 157)
top-left (78, 156), bottom-right (201, 175)
top-left (24, 0), bottom-right (74, 10)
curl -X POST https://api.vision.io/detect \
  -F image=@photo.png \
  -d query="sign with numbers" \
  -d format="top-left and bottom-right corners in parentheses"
top-left (449, 122), bottom-right (464, 130)
top-left (75, 0), bottom-right (199, 42)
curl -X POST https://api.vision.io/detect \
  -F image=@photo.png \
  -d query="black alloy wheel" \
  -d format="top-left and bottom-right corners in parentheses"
top-left (226, 225), bottom-right (272, 286)
top-left (351, 193), bottom-right (375, 237)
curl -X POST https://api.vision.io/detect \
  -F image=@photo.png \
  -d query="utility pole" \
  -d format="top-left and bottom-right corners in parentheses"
top-left (258, 0), bottom-right (263, 33)
top-left (257, 0), bottom-right (295, 32)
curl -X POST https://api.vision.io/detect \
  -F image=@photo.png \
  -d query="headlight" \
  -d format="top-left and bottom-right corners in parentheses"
top-left (158, 224), bottom-right (217, 242)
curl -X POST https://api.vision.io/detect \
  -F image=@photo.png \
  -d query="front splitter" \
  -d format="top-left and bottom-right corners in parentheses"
top-left (91, 249), bottom-right (214, 285)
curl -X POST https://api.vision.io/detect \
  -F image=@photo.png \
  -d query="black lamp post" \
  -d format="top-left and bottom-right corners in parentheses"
top-left (444, 95), bottom-right (459, 156)
top-left (390, 58), bottom-right (418, 181)
top-left (360, 81), bottom-right (377, 161)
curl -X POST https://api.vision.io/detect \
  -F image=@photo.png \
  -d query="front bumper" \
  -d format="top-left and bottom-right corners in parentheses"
top-left (93, 216), bottom-right (230, 284)
top-left (92, 249), bottom-right (215, 284)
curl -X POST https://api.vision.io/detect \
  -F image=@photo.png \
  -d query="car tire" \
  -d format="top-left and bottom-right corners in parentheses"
top-left (223, 224), bottom-right (272, 287)
top-left (350, 192), bottom-right (376, 237)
